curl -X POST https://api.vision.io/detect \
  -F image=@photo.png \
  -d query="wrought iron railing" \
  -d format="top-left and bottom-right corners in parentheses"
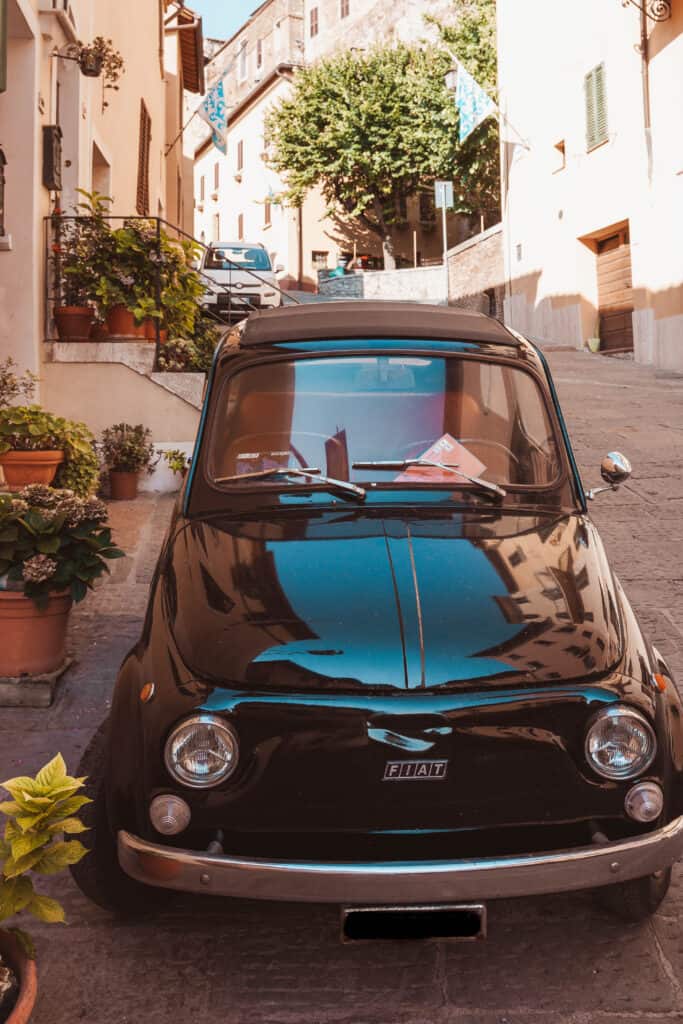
top-left (45, 213), bottom-right (297, 369)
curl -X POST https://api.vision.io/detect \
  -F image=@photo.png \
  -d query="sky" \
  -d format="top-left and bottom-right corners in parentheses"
top-left (191, 0), bottom-right (260, 41)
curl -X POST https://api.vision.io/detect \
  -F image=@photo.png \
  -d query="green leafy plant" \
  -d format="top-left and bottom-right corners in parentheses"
top-left (100, 424), bottom-right (157, 474)
top-left (265, 44), bottom-right (462, 268)
top-left (156, 315), bottom-right (222, 373)
top-left (0, 359), bottom-right (37, 410)
top-left (52, 190), bottom-right (113, 308)
top-left (0, 407), bottom-right (99, 497)
top-left (0, 754), bottom-right (90, 956)
top-left (162, 449), bottom-right (189, 476)
top-left (0, 485), bottom-right (125, 606)
top-left (427, 0), bottom-right (500, 224)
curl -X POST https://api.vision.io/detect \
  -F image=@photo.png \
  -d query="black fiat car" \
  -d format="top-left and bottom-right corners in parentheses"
top-left (73, 302), bottom-right (683, 936)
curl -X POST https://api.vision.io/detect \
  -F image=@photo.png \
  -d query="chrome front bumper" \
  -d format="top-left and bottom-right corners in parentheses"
top-left (118, 816), bottom-right (683, 904)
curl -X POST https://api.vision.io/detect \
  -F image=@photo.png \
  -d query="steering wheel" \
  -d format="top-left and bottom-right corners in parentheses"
top-left (458, 438), bottom-right (521, 466)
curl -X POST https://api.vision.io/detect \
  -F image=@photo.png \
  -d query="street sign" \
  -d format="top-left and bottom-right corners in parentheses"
top-left (434, 180), bottom-right (454, 210)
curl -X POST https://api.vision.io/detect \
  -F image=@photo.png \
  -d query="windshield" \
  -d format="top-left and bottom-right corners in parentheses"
top-left (205, 246), bottom-right (272, 271)
top-left (208, 354), bottom-right (562, 490)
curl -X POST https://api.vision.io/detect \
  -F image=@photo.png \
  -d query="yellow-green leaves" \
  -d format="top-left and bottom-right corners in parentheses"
top-left (0, 754), bottom-right (90, 933)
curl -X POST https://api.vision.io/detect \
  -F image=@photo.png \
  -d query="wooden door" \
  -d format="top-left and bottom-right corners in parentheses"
top-left (597, 228), bottom-right (633, 352)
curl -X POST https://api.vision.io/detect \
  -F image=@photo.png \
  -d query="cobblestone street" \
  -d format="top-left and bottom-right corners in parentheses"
top-left (3, 347), bottom-right (683, 1024)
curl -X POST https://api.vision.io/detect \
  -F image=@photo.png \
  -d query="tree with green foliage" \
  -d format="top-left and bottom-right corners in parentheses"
top-left (429, 0), bottom-right (500, 226)
top-left (265, 44), bottom-right (460, 269)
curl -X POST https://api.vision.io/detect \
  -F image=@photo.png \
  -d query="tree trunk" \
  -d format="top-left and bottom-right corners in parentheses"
top-left (382, 234), bottom-right (396, 271)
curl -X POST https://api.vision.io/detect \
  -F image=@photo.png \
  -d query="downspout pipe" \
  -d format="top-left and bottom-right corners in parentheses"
top-left (640, 8), bottom-right (653, 182)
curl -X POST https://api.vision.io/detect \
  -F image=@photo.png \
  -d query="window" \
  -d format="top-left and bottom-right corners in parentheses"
top-left (208, 356), bottom-right (561, 489)
top-left (553, 140), bottom-right (566, 173)
top-left (256, 38), bottom-right (263, 69)
top-left (212, 213), bottom-right (220, 241)
top-left (199, 175), bottom-right (205, 201)
top-left (206, 245), bottom-right (272, 271)
top-left (238, 40), bottom-right (247, 81)
top-left (237, 213), bottom-right (244, 240)
top-left (264, 199), bottom-right (272, 227)
top-left (214, 162), bottom-right (220, 190)
top-left (310, 6), bottom-right (319, 36)
top-left (136, 100), bottom-right (152, 216)
top-left (237, 140), bottom-right (244, 172)
top-left (312, 250), bottom-right (328, 270)
top-left (340, 0), bottom-right (350, 16)
top-left (585, 63), bottom-right (608, 152)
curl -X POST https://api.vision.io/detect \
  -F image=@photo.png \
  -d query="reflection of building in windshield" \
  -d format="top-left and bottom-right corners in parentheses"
top-left (478, 517), bottom-right (622, 681)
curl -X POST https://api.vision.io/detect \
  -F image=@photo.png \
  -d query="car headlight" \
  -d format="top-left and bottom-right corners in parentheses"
top-left (585, 706), bottom-right (656, 780)
top-left (164, 714), bottom-right (238, 789)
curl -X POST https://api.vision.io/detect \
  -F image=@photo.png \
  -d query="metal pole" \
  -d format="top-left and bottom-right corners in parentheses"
top-left (441, 202), bottom-right (448, 266)
top-left (413, 230), bottom-right (417, 268)
top-left (0, 0), bottom-right (7, 95)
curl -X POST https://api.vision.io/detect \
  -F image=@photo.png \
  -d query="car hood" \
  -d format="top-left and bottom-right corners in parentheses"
top-left (162, 512), bottom-right (624, 691)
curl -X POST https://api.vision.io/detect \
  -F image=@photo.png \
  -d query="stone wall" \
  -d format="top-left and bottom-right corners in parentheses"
top-left (319, 266), bottom-right (448, 303)
top-left (446, 224), bottom-right (505, 319)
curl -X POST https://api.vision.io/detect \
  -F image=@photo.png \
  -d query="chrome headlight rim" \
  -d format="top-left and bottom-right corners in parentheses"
top-left (584, 704), bottom-right (657, 781)
top-left (164, 713), bottom-right (239, 790)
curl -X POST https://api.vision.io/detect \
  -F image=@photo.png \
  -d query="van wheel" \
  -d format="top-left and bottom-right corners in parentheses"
top-left (595, 868), bottom-right (672, 922)
top-left (69, 720), bottom-right (165, 915)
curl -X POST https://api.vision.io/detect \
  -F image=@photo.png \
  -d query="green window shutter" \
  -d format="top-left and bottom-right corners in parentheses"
top-left (585, 63), bottom-right (608, 152)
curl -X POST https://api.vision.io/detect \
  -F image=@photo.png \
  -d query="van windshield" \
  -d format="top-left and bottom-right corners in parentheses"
top-left (205, 246), bottom-right (272, 271)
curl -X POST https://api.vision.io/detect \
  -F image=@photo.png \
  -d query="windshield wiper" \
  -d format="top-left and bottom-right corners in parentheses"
top-left (352, 460), bottom-right (506, 499)
top-left (214, 466), bottom-right (366, 502)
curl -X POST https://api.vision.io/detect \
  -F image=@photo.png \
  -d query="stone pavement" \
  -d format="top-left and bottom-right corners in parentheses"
top-left (2, 348), bottom-right (683, 1024)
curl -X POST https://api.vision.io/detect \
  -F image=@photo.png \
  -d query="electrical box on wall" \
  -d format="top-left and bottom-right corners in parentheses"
top-left (42, 125), bottom-right (63, 192)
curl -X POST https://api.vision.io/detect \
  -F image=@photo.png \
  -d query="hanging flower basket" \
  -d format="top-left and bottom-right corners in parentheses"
top-left (78, 50), bottom-right (104, 77)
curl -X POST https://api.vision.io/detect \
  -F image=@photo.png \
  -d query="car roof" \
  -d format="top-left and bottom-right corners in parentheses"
top-left (209, 241), bottom-right (266, 250)
top-left (237, 301), bottom-right (521, 348)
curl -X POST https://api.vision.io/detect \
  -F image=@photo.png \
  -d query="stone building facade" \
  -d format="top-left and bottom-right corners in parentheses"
top-left (498, 0), bottom-right (683, 368)
top-left (192, 0), bottom-right (470, 289)
top-left (1, 0), bottom-right (204, 384)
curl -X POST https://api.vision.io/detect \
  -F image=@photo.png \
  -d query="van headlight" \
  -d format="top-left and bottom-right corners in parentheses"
top-left (164, 714), bottom-right (238, 788)
top-left (585, 706), bottom-right (656, 780)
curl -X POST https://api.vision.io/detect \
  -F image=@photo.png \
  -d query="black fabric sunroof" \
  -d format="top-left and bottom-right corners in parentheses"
top-left (238, 301), bottom-right (520, 348)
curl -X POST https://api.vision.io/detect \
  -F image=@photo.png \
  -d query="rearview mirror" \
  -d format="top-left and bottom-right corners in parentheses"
top-left (587, 451), bottom-right (632, 500)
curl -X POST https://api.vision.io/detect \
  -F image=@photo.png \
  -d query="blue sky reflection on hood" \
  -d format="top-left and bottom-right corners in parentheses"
top-left (252, 534), bottom-right (522, 687)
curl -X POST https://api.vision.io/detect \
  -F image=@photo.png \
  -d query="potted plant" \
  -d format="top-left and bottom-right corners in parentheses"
top-left (51, 192), bottom-right (113, 342)
top-left (76, 37), bottom-right (124, 104)
top-left (162, 448), bottom-right (189, 479)
top-left (0, 485), bottom-right (124, 678)
top-left (0, 407), bottom-right (99, 494)
top-left (100, 423), bottom-right (157, 500)
top-left (0, 754), bottom-right (90, 1023)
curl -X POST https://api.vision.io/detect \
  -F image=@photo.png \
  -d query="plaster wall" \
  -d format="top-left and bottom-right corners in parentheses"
top-left (497, 0), bottom-right (683, 369)
top-left (41, 361), bottom-right (200, 440)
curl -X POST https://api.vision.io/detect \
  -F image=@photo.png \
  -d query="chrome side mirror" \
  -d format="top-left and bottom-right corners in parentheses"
top-left (587, 451), bottom-right (632, 500)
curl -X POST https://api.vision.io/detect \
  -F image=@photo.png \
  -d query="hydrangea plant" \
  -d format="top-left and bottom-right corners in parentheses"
top-left (0, 754), bottom-right (90, 958)
top-left (0, 485), bottom-right (124, 607)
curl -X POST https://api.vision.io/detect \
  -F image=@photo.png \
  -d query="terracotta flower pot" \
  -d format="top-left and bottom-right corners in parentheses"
top-left (0, 590), bottom-right (72, 678)
top-left (89, 320), bottom-right (109, 343)
top-left (109, 470), bottom-right (139, 500)
top-left (0, 450), bottom-right (64, 489)
top-left (143, 322), bottom-right (168, 344)
top-left (106, 305), bottom-right (136, 337)
top-left (0, 930), bottom-right (38, 1024)
top-left (54, 306), bottom-right (94, 342)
